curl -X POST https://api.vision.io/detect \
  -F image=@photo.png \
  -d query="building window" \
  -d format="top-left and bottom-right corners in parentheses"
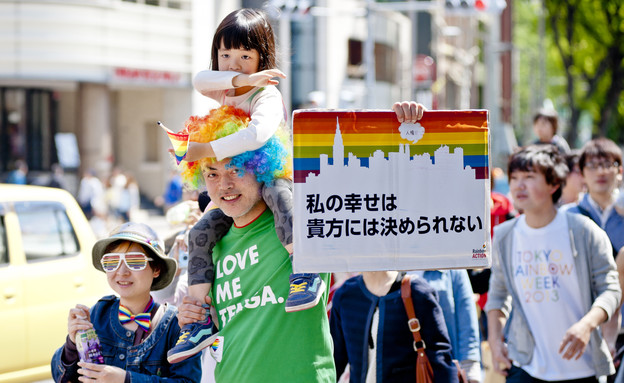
top-left (347, 39), bottom-right (365, 79)
top-left (374, 42), bottom-right (397, 83)
top-left (347, 38), bottom-right (398, 83)
top-left (0, 88), bottom-right (58, 175)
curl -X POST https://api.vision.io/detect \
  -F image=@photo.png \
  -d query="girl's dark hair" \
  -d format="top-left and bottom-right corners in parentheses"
top-left (578, 137), bottom-right (622, 172)
top-left (210, 8), bottom-right (277, 72)
top-left (564, 149), bottom-right (581, 173)
top-left (508, 144), bottom-right (568, 204)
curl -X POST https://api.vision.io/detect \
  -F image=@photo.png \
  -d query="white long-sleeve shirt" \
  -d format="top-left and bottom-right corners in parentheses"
top-left (192, 70), bottom-right (287, 161)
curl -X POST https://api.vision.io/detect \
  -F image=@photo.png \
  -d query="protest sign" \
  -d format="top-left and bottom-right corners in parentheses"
top-left (293, 109), bottom-right (491, 272)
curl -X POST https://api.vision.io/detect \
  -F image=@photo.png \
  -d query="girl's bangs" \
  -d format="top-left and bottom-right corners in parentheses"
top-left (220, 25), bottom-right (252, 50)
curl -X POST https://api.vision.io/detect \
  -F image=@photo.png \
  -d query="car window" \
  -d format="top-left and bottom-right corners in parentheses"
top-left (14, 201), bottom-right (80, 261)
top-left (0, 215), bottom-right (7, 266)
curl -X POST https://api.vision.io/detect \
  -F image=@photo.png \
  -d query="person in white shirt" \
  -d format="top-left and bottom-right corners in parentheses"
top-left (486, 144), bottom-right (620, 382)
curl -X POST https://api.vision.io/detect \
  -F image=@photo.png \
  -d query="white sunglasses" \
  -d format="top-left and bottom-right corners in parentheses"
top-left (100, 252), bottom-right (154, 272)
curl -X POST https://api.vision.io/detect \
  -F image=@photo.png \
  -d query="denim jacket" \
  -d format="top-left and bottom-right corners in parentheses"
top-left (485, 212), bottom-right (620, 377)
top-left (51, 295), bottom-right (202, 383)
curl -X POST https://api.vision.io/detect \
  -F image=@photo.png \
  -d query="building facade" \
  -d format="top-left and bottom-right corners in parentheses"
top-left (0, 0), bottom-right (414, 200)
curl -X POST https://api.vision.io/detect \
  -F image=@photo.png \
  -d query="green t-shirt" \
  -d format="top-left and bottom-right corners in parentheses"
top-left (210, 209), bottom-right (335, 382)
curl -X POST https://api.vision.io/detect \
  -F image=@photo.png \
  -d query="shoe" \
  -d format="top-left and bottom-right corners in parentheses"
top-left (167, 309), bottom-right (218, 364)
top-left (285, 273), bottom-right (326, 312)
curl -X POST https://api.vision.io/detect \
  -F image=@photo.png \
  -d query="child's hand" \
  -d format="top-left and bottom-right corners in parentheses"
top-left (236, 69), bottom-right (286, 88)
top-left (78, 362), bottom-right (126, 383)
top-left (68, 304), bottom-right (93, 344)
top-left (392, 101), bottom-right (426, 123)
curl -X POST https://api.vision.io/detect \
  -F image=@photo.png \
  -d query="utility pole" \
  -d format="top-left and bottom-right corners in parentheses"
top-left (279, 9), bottom-right (292, 113)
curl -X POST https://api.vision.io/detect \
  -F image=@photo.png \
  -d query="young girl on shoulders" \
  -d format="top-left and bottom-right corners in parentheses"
top-left (166, 8), bottom-right (324, 364)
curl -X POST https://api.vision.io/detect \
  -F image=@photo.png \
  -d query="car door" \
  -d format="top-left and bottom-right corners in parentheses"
top-left (0, 206), bottom-right (28, 375)
top-left (13, 200), bottom-right (92, 369)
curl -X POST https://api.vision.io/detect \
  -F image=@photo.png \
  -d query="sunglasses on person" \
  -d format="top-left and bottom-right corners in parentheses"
top-left (101, 252), bottom-right (154, 272)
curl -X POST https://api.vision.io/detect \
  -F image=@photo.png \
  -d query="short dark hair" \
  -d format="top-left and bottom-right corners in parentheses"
top-left (533, 108), bottom-right (559, 135)
top-left (210, 8), bottom-right (277, 72)
top-left (578, 137), bottom-right (622, 172)
top-left (508, 144), bottom-right (568, 204)
top-left (564, 149), bottom-right (581, 173)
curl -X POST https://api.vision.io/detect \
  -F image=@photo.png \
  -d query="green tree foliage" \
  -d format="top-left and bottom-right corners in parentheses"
top-left (545, 0), bottom-right (624, 144)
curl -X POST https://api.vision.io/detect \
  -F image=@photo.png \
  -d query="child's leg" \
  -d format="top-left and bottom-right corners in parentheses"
top-left (262, 179), bottom-right (325, 312)
top-left (262, 178), bottom-right (293, 249)
top-left (167, 208), bottom-right (232, 364)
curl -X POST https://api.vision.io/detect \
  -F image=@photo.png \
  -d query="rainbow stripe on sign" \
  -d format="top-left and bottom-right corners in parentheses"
top-left (159, 121), bottom-right (189, 165)
top-left (292, 110), bottom-right (489, 183)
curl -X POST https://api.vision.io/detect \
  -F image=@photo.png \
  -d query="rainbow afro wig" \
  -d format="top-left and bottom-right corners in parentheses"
top-left (179, 105), bottom-right (292, 189)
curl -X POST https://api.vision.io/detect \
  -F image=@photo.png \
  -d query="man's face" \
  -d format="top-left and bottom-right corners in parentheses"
top-left (509, 170), bottom-right (558, 214)
top-left (203, 160), bottom-right (266, 225)
top-left (582, 155), bottom-right (622, 197)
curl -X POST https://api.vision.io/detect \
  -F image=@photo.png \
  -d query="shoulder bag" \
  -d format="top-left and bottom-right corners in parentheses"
top-left (401, 275), bottom-right (434, 383)
top-left (401, 275), bottom-right (468, 383)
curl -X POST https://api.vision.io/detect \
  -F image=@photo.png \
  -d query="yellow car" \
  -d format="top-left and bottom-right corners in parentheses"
top-left (0, 184), bottom-right (111, 383)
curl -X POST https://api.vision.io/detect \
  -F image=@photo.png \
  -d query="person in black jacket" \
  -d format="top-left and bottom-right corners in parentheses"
top-left (330, 271), bottom-right (458, 382)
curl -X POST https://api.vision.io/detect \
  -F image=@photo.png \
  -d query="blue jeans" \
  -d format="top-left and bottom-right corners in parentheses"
top-left (506, 365), bottom-right (598, 383)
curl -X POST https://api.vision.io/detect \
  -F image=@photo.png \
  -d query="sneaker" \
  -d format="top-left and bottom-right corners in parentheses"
top-left (285, 273), bottom-right (326, 312)
top-left (167, 309), bottom-right (218, 364)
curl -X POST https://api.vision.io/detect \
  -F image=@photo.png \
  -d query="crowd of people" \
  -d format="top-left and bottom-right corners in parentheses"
top-left (35, 6), bottom-right (624, 383)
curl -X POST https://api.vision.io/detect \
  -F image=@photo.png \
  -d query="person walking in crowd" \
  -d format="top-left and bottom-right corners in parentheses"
top-left (155, 170), bottom-right (184, 213)
top-left (568, 138), bottom-right (623, 261)
top-left (486, 145), bottom-right (620, 382)
top-left (173, 98), bottom-right (335, 382)
top-left (411, 269), bottom-right (482, 382)
top-left (77, 169), bottom-right (105, 220)
top-left (46, 163), bottom-right (68, 190)
top-left (6, 159), bottom-right (28, 184)
top-left (117, 172), bottom-right (141, 222)
top-left (566, 138), bottom-right (624, 364)
top-left (166, 8), bottom-right (325, 364)
top-left (330, 271), bottom-right (459, 383)
top-left (532, 108), bottom-right (570, 154)
top-left (559, 150), bottom-right (586, 207)
top-left (50, 222), bottom-right (202, 382)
